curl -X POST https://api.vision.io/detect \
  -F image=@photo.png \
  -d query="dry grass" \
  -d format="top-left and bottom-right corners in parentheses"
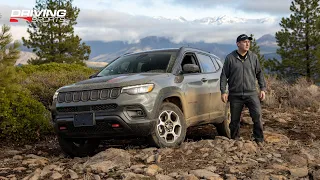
top-left (263, 76), bottom-right (320, 112)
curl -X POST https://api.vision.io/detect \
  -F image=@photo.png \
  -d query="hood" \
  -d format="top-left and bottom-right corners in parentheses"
top-left (58, 73), bottom-right (169, 92)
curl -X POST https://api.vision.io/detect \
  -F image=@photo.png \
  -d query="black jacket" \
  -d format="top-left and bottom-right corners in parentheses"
top-left (220, 50), bottom-right (266, 95)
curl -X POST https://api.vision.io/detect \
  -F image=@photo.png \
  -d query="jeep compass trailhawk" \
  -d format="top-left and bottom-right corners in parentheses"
top-left (51, 47), bottom-right (231, 157)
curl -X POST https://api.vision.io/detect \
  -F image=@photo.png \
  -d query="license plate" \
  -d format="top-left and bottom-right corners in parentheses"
top-left (73, 113), bottom-right (95, 127)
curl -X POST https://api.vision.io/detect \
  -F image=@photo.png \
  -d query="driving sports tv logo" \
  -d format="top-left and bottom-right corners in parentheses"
top-left (10, 9), bottom-right (66, 23)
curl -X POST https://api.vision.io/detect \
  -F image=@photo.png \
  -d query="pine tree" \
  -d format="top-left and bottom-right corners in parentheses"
top-left (249, 34), bottom-right (266, 70)
top-left (0, 24), bottom-right (20, 87)
top-left (22, 0), bottom-right (90, 65)
top-left (275, 0), bottom-right (320, 82)
top-left (0, 25), bottom-right (20, 67)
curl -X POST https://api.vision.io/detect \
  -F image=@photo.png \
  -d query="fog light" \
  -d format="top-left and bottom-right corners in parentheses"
top-left (136, 110), bottom-right (143, 116)
top-left (126, 106), bottom-right (145, 118)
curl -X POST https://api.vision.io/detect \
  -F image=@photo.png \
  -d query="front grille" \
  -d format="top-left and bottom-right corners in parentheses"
top-left (110, 88), bottom-right (121, 99)
top-left (92, 104), bottom-right (118, 111)
top-left (91, 90), bottom-right (99, 101)
top-left (58, 88), bottom-right (121, 103)
top-left (56, 104), bottom-right (118, 113)
top-left (65, 93), bottom-right (72, 103)
top-left (73, 92), bottom-right (81, 102)
top-left (58, 93), bottom-right (66, 103)
top-left (100, 89), bottom-right (110, 99)
top-left (82, 91), bottom-right (90, 102)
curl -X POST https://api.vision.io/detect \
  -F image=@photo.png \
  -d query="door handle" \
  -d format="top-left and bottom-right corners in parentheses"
top-left (201, 78), bottom-right (208, 82)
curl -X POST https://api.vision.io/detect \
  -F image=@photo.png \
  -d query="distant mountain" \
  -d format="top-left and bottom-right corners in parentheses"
top-left (15, 51), bottom-right (108, 68)
top-left (263, 53), bottom-right (281, 60)
top-left (153, 15), bottom-right (276, 25)
top-left (84, 36), bottom-right (236, 62)
top-left (85, 35), bottom-right (279, 62)
top-left (153, 16), bottom-right (187, 23)
top-left (15, 51), bottom-right (37, 66)
top-left (17, 34), bottom-right (280, 65)
top-left (256, 34), bottom-right (277, 47)
top-left (256, 34), bottom-right (279, 58)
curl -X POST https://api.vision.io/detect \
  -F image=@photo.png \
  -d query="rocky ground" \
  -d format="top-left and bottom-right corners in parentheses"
top-left (0, 107), bottom-right (320, 180)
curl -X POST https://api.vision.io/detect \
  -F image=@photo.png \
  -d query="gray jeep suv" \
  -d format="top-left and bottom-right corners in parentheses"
top-left (51, 47), bottom-right (230, 157)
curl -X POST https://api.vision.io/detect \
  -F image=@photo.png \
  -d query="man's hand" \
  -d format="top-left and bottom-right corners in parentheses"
top-left (221, 93), bottom-right (228, 103)
top-left (260, 91), bottom-right (266, 101)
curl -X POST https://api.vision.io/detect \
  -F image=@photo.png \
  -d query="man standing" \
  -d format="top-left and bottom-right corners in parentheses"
top-left (220, 34), bottom-right (266, 145)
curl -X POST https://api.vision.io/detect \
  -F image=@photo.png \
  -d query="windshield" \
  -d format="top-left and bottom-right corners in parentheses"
top-left (97, 51), bottom-right (177, 76)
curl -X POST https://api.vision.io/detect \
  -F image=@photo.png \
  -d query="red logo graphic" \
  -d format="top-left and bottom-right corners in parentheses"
top-left (10, 10), bottom-right (67, 23)
top-left (9, 16), bottom-right (32, 22)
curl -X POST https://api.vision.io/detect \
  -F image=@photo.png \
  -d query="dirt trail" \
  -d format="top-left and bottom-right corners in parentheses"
top-left (0, 107), bottom-right (319, 180)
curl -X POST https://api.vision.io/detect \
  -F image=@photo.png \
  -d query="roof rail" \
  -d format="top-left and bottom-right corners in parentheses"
top-left (180, 46), bottom-right (211, 53)
top-left (123, 52), bottom-right (134, 55)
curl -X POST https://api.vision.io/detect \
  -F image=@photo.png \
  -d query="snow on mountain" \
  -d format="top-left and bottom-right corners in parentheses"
top-left (153, 15), bottom-right (276, 25)
top-left (153, 16), bottom-right (187, 22)
top-left (194, 16), bottom-right (247, 25)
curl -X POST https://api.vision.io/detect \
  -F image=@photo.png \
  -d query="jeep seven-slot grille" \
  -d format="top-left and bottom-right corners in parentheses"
top-left (57, 88), bottom-right (121, 103)
top-left (56, 104), bottom-right (118, 113)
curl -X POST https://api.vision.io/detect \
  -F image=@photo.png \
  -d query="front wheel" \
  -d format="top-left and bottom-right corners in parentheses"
top-left (214, 102), bottom-right (231, 138)
top-left (149, 102), bottom-right (187, 148)
top-left (58, 136), bottom-right (100, 157)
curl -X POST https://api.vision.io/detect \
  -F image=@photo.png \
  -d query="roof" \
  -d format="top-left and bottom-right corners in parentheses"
top-left (123, 48), bottom-right (180, 56)
top-left (122, 47), bottom-right (220, 60)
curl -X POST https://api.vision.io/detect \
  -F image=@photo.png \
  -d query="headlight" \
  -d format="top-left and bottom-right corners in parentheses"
top-left (121, 84), bottom-right (154, 95)
top-left (53, 91), bottom-right (59, 100)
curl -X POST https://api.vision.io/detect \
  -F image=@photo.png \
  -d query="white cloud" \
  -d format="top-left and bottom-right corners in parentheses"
top-left (237, 0), bottom-right (292, 15)
top-left (1, 4), bottom-right (283, 44)
top-left (172, 0), bottom-right (292, 15)
top-left (75, 8), bottom-right (281, 43)
top-left (7, 25), bottom-right (29, 41)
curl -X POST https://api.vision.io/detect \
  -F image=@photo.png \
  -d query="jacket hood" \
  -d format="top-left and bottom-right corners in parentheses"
top-left (231, 50), bottom-right (253, 60)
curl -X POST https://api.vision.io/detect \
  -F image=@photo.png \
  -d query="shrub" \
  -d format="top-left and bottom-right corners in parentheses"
top-left (0, 85), bottom-right (52, 143)
top-left (264, 75), bottom-right (320, 111)
top-left (0, 63), bottom-right (97, 143)
top-left (17, 63), bottom-right (97, 109)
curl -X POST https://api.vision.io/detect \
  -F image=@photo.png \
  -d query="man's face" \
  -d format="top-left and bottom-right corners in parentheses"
top-left (237, 39), bottom-right (250, 51)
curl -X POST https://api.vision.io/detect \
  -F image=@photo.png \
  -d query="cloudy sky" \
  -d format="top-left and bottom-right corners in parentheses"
top-left (0, 0), bottom-right (292, 44)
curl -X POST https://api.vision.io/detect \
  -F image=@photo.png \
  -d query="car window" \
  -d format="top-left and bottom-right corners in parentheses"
top-left (181, 53), bottom-right (200, 73)
top-left (120, 61), bottom-right (130, 72)
top-left (210, 56), bottom-right (220, 71)
top-left (97, 51), bottom-right (177, 76)
top-left (196, 53), bottom-right (217, 73)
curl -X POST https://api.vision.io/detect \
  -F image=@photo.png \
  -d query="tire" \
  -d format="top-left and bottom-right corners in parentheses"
top-left (149, 102), bottom-right (187, 148)
top-left (58, 136), bottom-right (100, 157)
top-left (214, 102), bottom-right (231, 138)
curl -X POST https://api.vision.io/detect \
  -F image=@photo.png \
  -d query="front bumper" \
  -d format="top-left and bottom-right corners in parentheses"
top-left (52, 105), bottom-right (157, 139)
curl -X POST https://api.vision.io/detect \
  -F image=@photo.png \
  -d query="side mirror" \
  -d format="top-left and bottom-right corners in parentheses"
top-left (183, 64), bottom-right (200, 73)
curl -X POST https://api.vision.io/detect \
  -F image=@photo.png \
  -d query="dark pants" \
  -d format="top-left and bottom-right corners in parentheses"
top-left (229, 95), bottom-right (264, 142)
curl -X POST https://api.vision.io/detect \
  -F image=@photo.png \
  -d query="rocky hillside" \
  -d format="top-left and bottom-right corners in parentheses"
top-left (0, 107), bottom-right (319, 180)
